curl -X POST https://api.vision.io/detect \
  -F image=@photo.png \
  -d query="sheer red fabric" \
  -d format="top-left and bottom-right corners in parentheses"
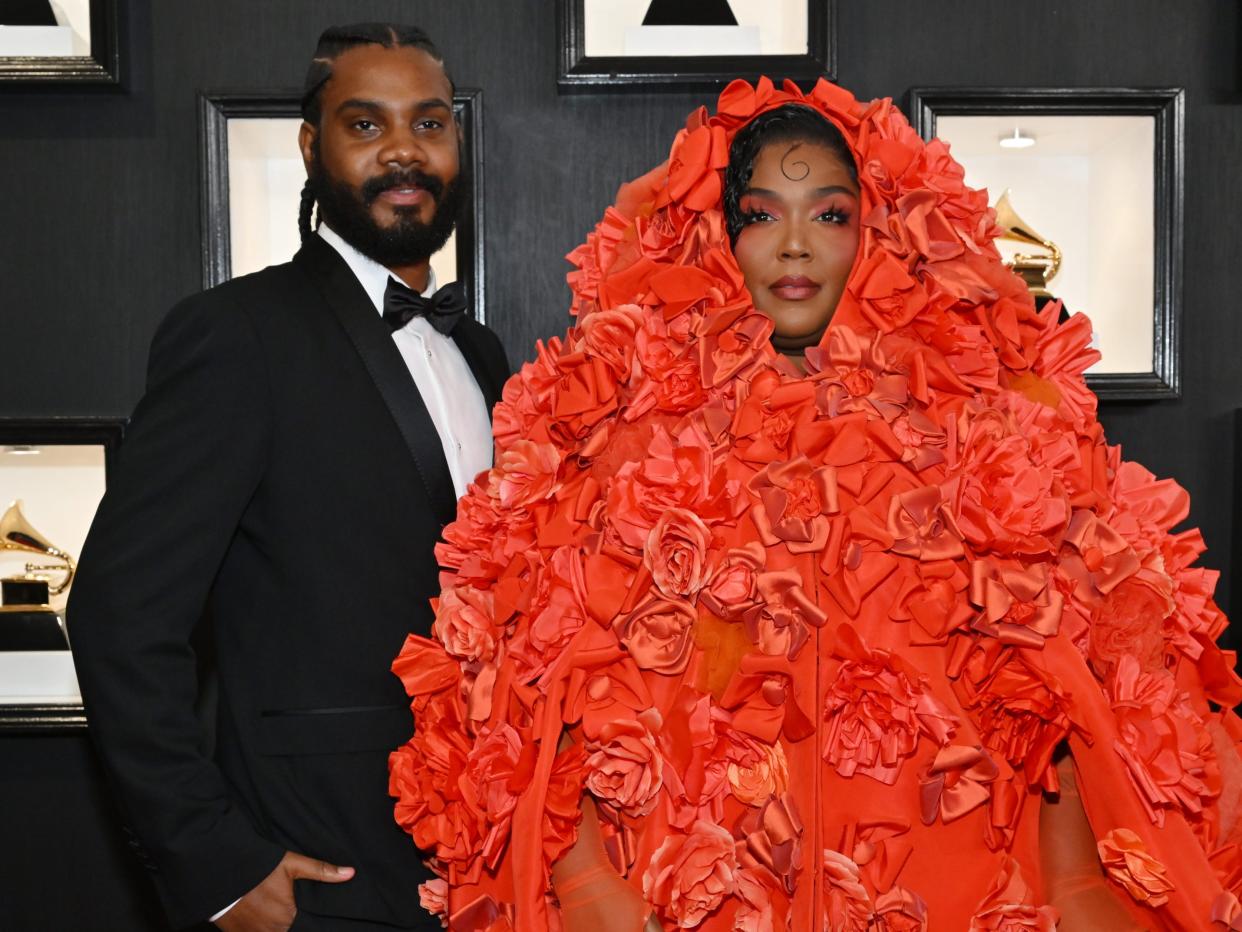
top-left (390, 78), bottom-right (1242, 930)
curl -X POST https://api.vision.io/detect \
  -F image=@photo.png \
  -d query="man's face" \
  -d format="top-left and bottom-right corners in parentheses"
top-left (299, 44), bottom-right (461, 269)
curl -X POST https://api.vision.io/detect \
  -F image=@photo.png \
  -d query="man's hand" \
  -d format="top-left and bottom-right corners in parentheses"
top-left (214, 851), bottom-right (355, 931)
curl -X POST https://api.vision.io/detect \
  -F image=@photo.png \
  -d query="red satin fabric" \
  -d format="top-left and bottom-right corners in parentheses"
top-left (390, 79), bottom-right (1242, 930)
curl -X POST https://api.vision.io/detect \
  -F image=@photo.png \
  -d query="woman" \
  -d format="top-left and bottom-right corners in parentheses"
top-left (390, 79), bottom-right (1242, 930)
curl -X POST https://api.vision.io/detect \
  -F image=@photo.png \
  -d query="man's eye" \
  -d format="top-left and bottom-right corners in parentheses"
top-left (353, 120), bottom-right (377, 131)
top-left (416, 119), bottom-right (444, 131)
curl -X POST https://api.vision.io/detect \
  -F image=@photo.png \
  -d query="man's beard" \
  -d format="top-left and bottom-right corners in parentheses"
top-left (309, 152), bottom-right (463, 270)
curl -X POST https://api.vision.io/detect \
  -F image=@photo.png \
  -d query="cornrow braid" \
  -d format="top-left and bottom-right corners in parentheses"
top-left (296, 22), bottom-right (451, 242)
top-left (298, 179), bottom-right (318, 244)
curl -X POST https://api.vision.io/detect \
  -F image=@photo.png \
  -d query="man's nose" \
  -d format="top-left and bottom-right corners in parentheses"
top-left (378, 127), bottom-right (426, 169)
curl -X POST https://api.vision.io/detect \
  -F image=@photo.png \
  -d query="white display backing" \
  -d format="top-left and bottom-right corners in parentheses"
top-left (584, 0), bottom-right (808, 57)
top-left (937, 114), bottom-right (1155, 375)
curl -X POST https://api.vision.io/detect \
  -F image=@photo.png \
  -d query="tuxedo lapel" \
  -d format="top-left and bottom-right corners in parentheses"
top-left (293, 237), bottom-right (458, 526)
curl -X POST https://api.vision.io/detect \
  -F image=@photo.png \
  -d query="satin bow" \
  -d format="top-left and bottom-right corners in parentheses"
top-left (383, 278), bottom-right (467, 336)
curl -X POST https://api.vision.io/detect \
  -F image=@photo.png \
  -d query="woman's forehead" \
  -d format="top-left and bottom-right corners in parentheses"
top-left (749, 141), bottom-right (857, 189)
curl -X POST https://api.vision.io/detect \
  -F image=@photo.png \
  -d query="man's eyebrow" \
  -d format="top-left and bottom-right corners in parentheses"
top-left (334, 97), bottom-right (453, 115)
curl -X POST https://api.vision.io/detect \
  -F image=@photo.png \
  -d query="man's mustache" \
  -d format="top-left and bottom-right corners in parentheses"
top-left (361, 170), bottom-right (445, 205)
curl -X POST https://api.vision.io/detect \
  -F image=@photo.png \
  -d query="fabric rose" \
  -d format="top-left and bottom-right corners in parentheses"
top-left (666, 122), bottom-right (729, 213)
top-left (584, 708), bottom-right (665, 817)
top-left (644, 819), bottom-right (739, 928)
top-left (701, 542), bottom-right (766, 620)
top-left (949, 638), bottom-right (1073, 791)
top-left (435, 585), bottom-right (498, 663)
top-left (823, 625), bottom-right (957, 784)
top-left (645, 507), bottom-right (713, 599)
top-left (746, 569), bottom-right (827, 659)
top-left (918, 744), bottom-right (999, 826)
top-left (849, 248), bottom-right (929, 333)
top-left (887, 484), bottom-right (964, 561)
top-left (727, 737), bottom-right (789, 806)
top-left (1108, 655), bottom-right (1214, 827)
top-left (495, 439), bottom-right (562, 509)
top-left (1088, 577), bottom-right (1169, 678)
top-left (418, 877), bottom-right (449, 929)
top-left (463, 723), bottom-right (525, 867)
top-left (549, 353), bottom-right (622, 443)
top-left (389, 703), bottom-right (481, 870)
top-left (732, 866), bottom-right (782, 932)
top-left (874, 887), bottom-right (930, 932)
top-left (1058, 509), bottom-right (1139, 601)
top-left (605, 422), bottom-right (736, 550)
top-left (821, 849), bottom-right (873, 931)
top-left (968, 857), bottom-right (1057, 931)
top-left (578, 303), bottom-right (642, 381)
top-left (945, 407), bottom-right (1070, 557)
top-left (749, 456), bottom-right (840, 554)
top-left (968, 559), bottom-right (1063, 647)
top-left (1097, 827), bottom-right (1175, 906)
top-left (736, 794), bottom-right (803, 895)
top-left (731, 370), bottom-right (816, 465)
top-left (619, 593), bottom-right (697, 675)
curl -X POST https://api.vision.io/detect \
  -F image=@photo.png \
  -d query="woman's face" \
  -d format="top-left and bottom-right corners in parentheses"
top-left (733, 140), bottom-right (860, 354)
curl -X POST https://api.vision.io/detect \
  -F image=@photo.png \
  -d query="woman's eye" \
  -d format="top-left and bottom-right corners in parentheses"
top-left (741, 209), bottom-right (773, 224)
top-left (817, 208), bottom-right (849, 224)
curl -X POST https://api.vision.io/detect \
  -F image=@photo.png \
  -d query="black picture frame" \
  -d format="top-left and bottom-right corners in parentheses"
top-left (907, 87), bottom-right (1185, 401)
top-left (0, 416), bottom-right (126, 733)
top-left (557, 0), bottom-right (836, 92)
top-left (198, 88), bottom-right (489, 324)
top-left (0, 0), bottom-right (121, 88)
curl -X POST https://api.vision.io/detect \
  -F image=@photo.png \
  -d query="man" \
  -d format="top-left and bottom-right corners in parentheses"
top-left (69, 23), bottom-right (508, 932)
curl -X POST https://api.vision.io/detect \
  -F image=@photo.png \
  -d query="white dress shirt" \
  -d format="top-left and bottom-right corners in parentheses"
top-left (318, 224), bottom-right (494, 498)
top-left (209, 227), bottom-right (493, 923)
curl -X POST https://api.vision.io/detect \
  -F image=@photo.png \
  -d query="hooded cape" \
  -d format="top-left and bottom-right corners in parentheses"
top-left (390, 78), bottom-right (1242, 932)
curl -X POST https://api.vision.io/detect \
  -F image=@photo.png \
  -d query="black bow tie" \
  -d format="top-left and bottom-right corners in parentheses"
top-left (382, 278), bottom-right (468, 336)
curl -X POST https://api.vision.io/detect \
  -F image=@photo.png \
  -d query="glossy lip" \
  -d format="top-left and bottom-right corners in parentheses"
top-left (375, 186), bottom-right (430, 207)
top-left (769, 275), bottom-right (822, 301)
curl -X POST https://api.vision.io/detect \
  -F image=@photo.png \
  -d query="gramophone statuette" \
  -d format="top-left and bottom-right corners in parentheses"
top-left (994, 189), bottom-right (1063, 300)
top-left (0, 499), bottom-right (75, 650)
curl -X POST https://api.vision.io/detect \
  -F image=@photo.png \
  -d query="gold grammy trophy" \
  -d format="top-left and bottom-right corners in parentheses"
top-left (994, 189), bottom-right (1063, 300)
top-left (0, 499), bottom-right (75, 650)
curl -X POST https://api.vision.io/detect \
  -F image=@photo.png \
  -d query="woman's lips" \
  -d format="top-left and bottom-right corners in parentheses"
top-left (769, 276), bottom-right (822, 301)
top-left (376, 186), bottom-right (429, 206)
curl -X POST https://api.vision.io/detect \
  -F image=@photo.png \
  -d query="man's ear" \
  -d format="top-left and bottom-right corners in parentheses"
top-left (298, 121), bottom-right (317, 172)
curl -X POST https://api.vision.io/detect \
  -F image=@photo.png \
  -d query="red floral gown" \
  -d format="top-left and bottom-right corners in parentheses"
top-left (389, 79), bottom-right (1242, 931)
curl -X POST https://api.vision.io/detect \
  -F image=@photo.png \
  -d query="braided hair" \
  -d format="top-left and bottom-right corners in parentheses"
top-left (723, 104), bottom-right (857, 245)
top-left (297, 22), bottom-right (451, 243)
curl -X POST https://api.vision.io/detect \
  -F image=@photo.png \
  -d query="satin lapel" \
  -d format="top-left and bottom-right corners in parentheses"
top-left (293, 237), bottom-right (458, 525)
top-left (452, 319), bottom-right (502, 411)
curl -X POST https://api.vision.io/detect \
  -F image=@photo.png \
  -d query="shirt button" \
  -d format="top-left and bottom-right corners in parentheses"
top-left (455, 442), bottom-right (462, 451)
top-left (426, 350), bottom-right (433, 361)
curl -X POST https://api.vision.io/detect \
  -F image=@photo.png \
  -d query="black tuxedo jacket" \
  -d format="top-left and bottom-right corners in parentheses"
top-left (69, 236), bottom-right (509, 930)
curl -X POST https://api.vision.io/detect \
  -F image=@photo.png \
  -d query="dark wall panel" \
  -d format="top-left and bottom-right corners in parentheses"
top-left (0, 2), bottom-right (1237, 927)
